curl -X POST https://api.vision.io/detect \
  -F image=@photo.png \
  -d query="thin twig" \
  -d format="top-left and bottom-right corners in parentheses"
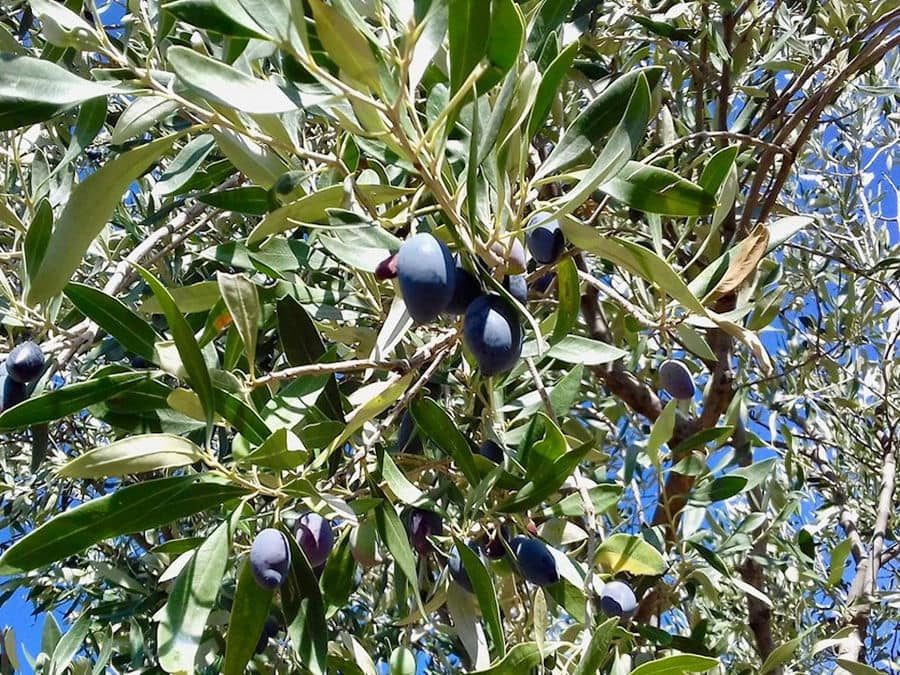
top-left (250, 331), bottom-right (458, 390)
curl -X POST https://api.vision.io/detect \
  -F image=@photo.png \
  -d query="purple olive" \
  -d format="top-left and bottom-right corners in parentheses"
top-left (249, 528), bottom-right (291, 589)
top-left (659, 359), bottom-right (695, 400)
top-left (482, 525), bottom-right (510, 560)
top-left (375, 253), bottom-right (399, 280)
top-left (295, 512), bottom-right (334, 567)
top-left (6, 342), bottom-right (44, 383)
top-left (600, 580), bottom-right (637, 619)
top-left (407, 508), bottom-right (443, 554)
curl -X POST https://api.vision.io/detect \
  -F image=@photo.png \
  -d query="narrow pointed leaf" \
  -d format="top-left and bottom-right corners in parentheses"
top-left (223, 558), bottom-right (273, 675)
top-left (0, 475), bottom-right (248, 574)
top-left (58, 434), bottom-right (205, 478)
top-left (27, 135), bottom-right (179, 304)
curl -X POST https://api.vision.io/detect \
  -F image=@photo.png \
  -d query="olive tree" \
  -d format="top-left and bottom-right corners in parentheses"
top-left (0, 0), bottom-right (897, 673)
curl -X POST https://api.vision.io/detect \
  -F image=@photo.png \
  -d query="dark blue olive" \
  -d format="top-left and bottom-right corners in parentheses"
top-left (503, 274), bottom-right (527, 304)
top-left (659, 359), bottom-right (695, 400)
top-left (0, 373), bottom-right (27, 411)
top-left (600, 580), bottom-right (637, 619)
top-left (6, 342), bottom-right (45, 383)
top-left (511, 536), bottom-right (559, 587)
top-left (407, 508), bottom-right (443, 554)
top-left (396, 233), bottom-right (456, 323)
top-left (526, 216), bottom-right (565, 265)
top-left (463, 295), bottom-right (522, 376)
top-left (397, 411), bottom-right (423, 455)
top-left (249, 528), bottom-right (291, 589)
top-left (478, 440), bottom-right (504, 464)
top-left (482, 525), bottom-right (510, 560)
top-left (444, 259), bottom-right (483, 316)
top-left (448, 542), bottom-right (479, 593)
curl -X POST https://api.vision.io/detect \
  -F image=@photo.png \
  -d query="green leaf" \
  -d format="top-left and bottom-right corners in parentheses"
top-left (241, 427), bottom-right (306, 469)
top-left (109, 96), bottom-right (180, 146)
top-left (214, 389), bottom-right (271, 446)
top-left (594, 533), bottom-right (665, 576)
top-left (217, 272), bottom-right (260, 377)
top-left (573, 617), bottom-right (619, 675)
top-left (308, 0), bottom-right (380, 91)
top-left (58, 434), bottom-right (205, 478)
top-left (48, 613), bottom-right (92, 675)
top-left (197, 186), bottom-right (271, 215)
top-left (827, 538), bottom-right (853, 587)
top-left (548, 362), bottom-right (584, 418)
top-left (157, 511), bottom-right (235, 673)
top-left (168, 47), bottom-right (298, 114)
top-left (528, 335), bottom-right (628, 365)
top-left (141, 280), bottom-right (221, 315)
top-left (471, 642), bottom-right (544, 674)
top-left (497, 445), bottom-right (590, 513)
top-left (630, 654), bottom-right (720, 675)
top-left (560, 219), bottom-right (708, 315)
top-left (154, 134), bottom-right (217, 196)
top-left (374, 500), bottom-right (425, 616)
top-left (833, 661), bottom-right (882, 675)
top-left (454, 536), bottom-right (505, 660)
top-left (525, 0), bottom-right (575, 56)
top-left (280, 523), bottom-right (328, 675)
top-left (64, 283), bottom-right (160, 361)
top-left (481, 0), bottom-right (524, 91)
top-left (381, 451), bottom-right (429, 506)
top-left (552, 73), bottom-right (651, 219)
top-left (646, 399), bottom-right (677, 465)
top-left (223, 558), bottom-right (273, 675)
top-left (0, 475), bottom-right (247, 574)
top-left (319, 532), bottom-right (356, 618)
top-left (671, 426), bottom-right (734, 455)
top-left (551, 257), bottom-right (580, 342)
top-left (212, 128), bottom-right (287, 187)
top-left (248, 183), bottom-right (411, 244)
top-left (541, 484), bottom-right (621, 517)
top-left (410, 397), bottom-right (480, 485)
top-left (161, 0), bottom-right (267, 38)
top-left (26, 135), bottom-right (179, 305)
top-left (277, 296), bottom-right (343, 421)
top-left (448, 0), bottom-right (491, 94)
top-left (24, 199), bottom-right (53, 297)
top-left (691, 475), bottom-right (747, 503)
top-left (30, 0), bottom-right (101, 50)
top-left (57, 95), bottom-right (107, 170)
top-left (325, 372), bottom-right (414, 459)
top-left (537, 67), bottom-right (664, 178)
top-left (758, 635), bottom-right (803, 675)
top-left (0, 371), bottom-right (149, 430)
top-left (597, 162), bottom-right (717, 216)
top-left (0, 54), bottom-right (112, 131)
top-left (137, 266), bottom-right (216, 439)
top-left (528, 40), bottom-right (578, 138)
